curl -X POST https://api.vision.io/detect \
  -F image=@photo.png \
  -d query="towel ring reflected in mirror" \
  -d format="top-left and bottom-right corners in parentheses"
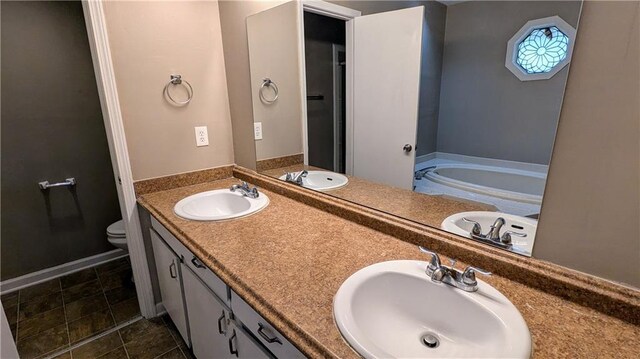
top-left (164, 74), bottom-right (193, 105)
top-left (259, 78), bottom-right (279, 104)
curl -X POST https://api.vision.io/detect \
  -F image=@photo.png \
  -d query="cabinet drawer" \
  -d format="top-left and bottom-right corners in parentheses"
top-left (151, 217), bottom-right (230, 307)
top-left (231, 290), bottom-right (305, 358)
top-left (229, 320), bottom-right (274, 359)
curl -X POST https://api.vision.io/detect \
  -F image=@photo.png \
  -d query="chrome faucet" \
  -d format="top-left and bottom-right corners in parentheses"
top-left (486, 218), bottom-right (506, 241)
top-left (230, 181), bottom-right (259, 199)
top-left (418, 247), bottom-right (491, 292)
top-left (284, 170), bottom-right (308, 186)
top-left (462, 217), bottom-right (526, 249)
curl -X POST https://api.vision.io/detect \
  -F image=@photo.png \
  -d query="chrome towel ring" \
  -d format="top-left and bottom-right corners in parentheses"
top-left (164, 74), bottom-right (193, 105)
top-left (259, 78), bottom-right (278, 104)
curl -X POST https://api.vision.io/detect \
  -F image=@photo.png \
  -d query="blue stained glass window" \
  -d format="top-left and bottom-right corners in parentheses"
top-left (516, 26), bottom-right (569, 74)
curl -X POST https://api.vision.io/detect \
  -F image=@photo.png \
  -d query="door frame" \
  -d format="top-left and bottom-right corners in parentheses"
top-left (332, 44), bottom-right (346, 173)
top-left (298, 1), bottom-right (361, 174)
top-left (82, 0), bottom-right (156, 317)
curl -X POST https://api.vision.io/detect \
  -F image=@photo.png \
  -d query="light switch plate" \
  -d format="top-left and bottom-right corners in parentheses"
top-left (195, 126), bottom-right (209, 147)
top-left (254, 122), bottom-right (263, 140)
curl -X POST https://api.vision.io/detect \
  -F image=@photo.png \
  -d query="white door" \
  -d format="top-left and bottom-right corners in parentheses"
top-left (182, 265), bottom-right (233, 359)
top-left (150, 231), bottom-right (190, 346)
top-left (351, 6), bottom-right (424, 189)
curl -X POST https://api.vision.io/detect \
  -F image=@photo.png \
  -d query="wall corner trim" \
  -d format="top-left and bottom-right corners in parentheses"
top-left (82, 0), bottom-right (156, 317)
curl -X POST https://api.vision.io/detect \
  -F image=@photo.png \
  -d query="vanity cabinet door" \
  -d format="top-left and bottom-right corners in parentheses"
top-left (182, 265), bottom-right (233, 359)
top-left (151, 230), bottom-right (190, 346)
top-left (228, 321), bottom-right (273, 359)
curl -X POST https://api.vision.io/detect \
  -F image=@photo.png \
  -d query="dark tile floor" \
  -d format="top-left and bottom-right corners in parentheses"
top-left (0, 256), bottom-right (142, 359)
top-left (50, 315), bottom-right (193, 359)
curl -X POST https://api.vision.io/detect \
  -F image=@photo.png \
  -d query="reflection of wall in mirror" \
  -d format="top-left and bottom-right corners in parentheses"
top-left (246, 1), bottom-right (304, 162)
top-left (423, 1), bottom-right (581, 165)
top-left (219, 1), bottom-right (290, 169)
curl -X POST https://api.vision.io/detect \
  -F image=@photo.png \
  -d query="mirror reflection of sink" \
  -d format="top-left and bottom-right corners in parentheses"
top-left (174, 189), bottom-right (269, 221)
top-left (334, 260), bottom-right (531, 358)
top-left (441, 211), bottom-right (537, 255)
top-left (279, 170), bottom-right (348, 191)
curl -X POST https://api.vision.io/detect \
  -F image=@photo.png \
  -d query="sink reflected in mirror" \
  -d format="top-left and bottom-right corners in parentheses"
top-left (174, 189), bottom-right (269, 221)
top-left (442, 211), bottom-right (538, 256)
top-left (278, 170), bottom-right (348, 191)
top-left (334, 260), bottom-right (531, 358)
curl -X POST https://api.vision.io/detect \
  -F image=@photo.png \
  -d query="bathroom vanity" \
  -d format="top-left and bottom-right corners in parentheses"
top-left (137, 173), bottom-right (640, 358)
top-left (150, 215), bottom-right (302, 359)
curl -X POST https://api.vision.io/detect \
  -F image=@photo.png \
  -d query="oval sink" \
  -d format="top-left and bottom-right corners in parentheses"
top-left (279, 170), bottom-right (348, 191)
top-left (442, 211), bottom-right (537, 255)
top-left (334, 260), bottom-right (531, 358)
top-left (174, 189), bottom-right (269, 221)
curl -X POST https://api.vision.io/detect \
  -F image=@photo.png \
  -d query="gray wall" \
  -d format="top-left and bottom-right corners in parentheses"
top-left (1, 1), bottom-right (121, 280)
top-left (534, 1), bottom-right (640, 288)
top-left (416, 2), bottom-right (447, 156)
top-left (433, 1), bottom-right (581, 164)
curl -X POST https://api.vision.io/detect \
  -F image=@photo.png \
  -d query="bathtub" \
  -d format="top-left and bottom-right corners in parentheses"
top-left (422, 163), bottom-right (546, 205)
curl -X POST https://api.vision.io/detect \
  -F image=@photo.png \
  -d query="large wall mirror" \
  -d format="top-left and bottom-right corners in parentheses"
top-left (247, 0), bottom-right (583, 257)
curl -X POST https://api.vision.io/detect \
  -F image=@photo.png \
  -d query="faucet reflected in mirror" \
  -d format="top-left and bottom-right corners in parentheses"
top-left (248, 0), bottom-right (584, 257)
top-left (284, 170), bottom-right (308, 186)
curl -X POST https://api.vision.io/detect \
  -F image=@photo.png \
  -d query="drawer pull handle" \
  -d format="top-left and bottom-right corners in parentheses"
top-left (228, 329), bottom-right (238, 357)
top-left (258, 322), bottom-right (282, 345)
top-left (169, 261), bottom-right (177, 279)
top-left (217, 311), bottom-right (227, 335)
top-left (191, 256), bottom-right (206, 269)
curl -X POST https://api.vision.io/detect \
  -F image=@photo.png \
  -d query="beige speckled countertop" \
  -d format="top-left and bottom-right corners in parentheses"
top-left (138, 177), bottom-right (640, 358)
top-left (261, 164), bottom-right (497, 228)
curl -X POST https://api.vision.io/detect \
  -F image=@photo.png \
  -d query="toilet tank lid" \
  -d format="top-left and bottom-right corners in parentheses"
top-left (107, 220), bottom-right (126, 236)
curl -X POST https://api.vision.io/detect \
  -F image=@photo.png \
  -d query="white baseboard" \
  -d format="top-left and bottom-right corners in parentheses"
top-left (415, 152), bottom-right (438, 165)
top-left (155, 303), bottom-right (166, 316)
top-left (0, 249), bottom-right (127, 294)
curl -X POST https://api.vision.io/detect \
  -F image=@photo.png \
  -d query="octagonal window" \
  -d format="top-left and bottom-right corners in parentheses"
top-left (516, 26), bottom-right (569, 74)
top-left (505, 16), bottom-right (576, 81)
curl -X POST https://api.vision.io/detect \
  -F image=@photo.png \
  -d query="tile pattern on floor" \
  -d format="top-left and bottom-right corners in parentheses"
top-left (60, 315), bottom-right (193, 359)
top-left (0, 256), bottom-right (141, 359)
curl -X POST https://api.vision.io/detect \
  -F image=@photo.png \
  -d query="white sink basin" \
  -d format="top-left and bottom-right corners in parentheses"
top-left (174, 189), bottom-right (269, 221)
top-left (334, 260), bottom-right (531, 358)
top-left (441, 211), bottom-right (537, 256)
top-left (279, 170), bottom-right (348, 191)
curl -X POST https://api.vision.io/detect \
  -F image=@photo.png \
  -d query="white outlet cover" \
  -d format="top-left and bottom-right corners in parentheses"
top-left (254, 122), bottom-right (263, 140)
top-left (195, 126), bottom-right (209, 147)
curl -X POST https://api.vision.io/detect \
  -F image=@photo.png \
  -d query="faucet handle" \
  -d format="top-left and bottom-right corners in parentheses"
top-left (418, 246), bottom-right (441, 272)
top-left (462, 218), bottom-right (482, 236)
top-left (250, 187), bottom-right (259, 198)
top-left (232, 181), bottom-right (247, 188)
top-left (500, 230), bottom-right (526, 244)
top-left (461, 266), bottom-right (492, 286)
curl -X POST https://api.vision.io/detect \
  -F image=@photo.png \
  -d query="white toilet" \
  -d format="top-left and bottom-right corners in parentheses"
top-left (107, 219), bottom-right (128, 251)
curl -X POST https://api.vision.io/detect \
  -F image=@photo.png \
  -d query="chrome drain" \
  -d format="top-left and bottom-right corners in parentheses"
top-left (421, 333), bottom-right (440, 348)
